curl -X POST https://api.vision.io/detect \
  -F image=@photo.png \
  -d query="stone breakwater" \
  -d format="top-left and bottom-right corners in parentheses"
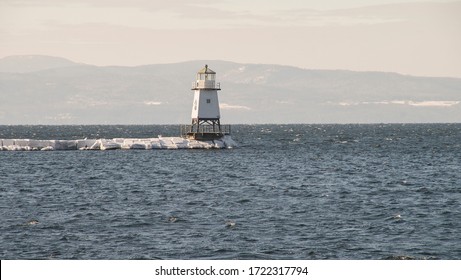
top-left (0, 135), bottom-right (237, 151)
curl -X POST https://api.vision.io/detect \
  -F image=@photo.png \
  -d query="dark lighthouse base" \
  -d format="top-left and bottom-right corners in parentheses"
top-left (180, 124), bottom-right (231, 141)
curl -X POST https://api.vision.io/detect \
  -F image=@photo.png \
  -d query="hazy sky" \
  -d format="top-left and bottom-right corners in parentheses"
top-left (1, 0), bottom-right (460, 77)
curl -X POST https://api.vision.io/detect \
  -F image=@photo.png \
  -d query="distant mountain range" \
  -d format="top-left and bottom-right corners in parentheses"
top-left (1, 55), bottom-right (460, 124)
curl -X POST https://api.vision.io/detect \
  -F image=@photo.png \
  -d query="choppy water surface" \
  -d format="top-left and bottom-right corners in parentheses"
top-left (1, 124), bottom-right (460, 259)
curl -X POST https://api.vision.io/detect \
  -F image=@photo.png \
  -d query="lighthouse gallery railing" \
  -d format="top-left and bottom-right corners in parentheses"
top-left (191, 81), bottom-right (220, 90)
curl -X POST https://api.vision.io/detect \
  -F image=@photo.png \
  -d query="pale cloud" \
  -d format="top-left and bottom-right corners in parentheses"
top-left (0, 0), bottom-right (443, 33)
top-left (271, 8), bottom-right (404, 27)
top-left (0, 0), bottom-right (246, 31)
top-left (0, 1), bottom-right (460, 77)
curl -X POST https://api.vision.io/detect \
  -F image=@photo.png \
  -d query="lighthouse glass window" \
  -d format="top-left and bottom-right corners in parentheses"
top-left (206, 99), bottom-right (211, 104)
top-left (199, 73), bottom-right (215, 80)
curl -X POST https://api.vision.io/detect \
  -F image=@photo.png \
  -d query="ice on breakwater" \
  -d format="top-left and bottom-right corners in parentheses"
top-left (0, 135), bottom-right (237, 151)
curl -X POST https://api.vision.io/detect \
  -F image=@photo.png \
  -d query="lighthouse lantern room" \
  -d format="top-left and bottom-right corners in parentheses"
top-left (181, 65), bottom-right (230, 140)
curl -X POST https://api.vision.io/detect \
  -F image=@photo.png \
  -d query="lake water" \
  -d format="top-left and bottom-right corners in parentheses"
top-left (1, 124), bottom-right (460, 259)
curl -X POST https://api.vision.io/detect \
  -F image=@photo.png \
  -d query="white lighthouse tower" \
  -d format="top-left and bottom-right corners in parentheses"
top-left (182, 65), bottom-right (230, 140)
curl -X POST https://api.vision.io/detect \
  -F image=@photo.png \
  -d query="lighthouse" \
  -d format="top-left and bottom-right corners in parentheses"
top-left (181, 65), bottom-right (230, 140)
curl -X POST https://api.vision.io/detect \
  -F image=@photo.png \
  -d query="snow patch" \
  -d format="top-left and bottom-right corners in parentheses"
top-left (220, 103), bottom-right (251, 110)
top-left (1, 136), bottom-right (237, 151)
top-left (337, 100), bottom-right (460, 107)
